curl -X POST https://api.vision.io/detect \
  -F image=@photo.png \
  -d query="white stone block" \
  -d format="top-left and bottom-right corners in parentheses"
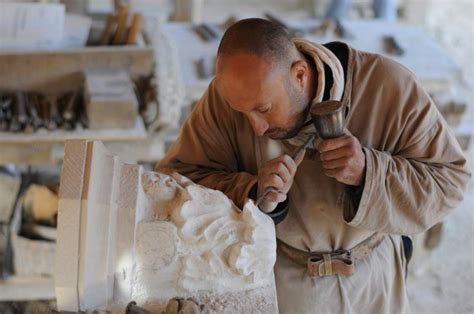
top-left (84, 70), bottom-right (138, 129)
top-left (56, 140), bottom-right (278, 313)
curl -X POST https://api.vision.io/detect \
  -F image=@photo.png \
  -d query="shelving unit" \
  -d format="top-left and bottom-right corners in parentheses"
top-left (0, 20), bottom-right (186, 302)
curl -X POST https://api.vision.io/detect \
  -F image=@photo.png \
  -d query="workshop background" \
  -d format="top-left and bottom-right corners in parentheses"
top-left (0, 0), bottom-right (472, 313)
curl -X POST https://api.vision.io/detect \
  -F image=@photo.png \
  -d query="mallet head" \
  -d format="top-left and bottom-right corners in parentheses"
top-left (310, 100), bottom-right (346, 139)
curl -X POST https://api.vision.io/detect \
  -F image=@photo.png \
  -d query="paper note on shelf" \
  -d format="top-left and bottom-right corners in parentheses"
top-left (62, 14), bottom-right (92, 48)
top-left (0, 3), bottom-right (65, 50)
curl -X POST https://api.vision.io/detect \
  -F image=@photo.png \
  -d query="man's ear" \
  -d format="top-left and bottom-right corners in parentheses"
top-left (291, 59), bottom-right (309, 89)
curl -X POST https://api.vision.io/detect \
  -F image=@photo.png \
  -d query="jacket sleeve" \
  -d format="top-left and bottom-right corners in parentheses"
top-left (344, 67), bottom-right (471, 235)
top-left (155, 80), bottom-right (257, 209)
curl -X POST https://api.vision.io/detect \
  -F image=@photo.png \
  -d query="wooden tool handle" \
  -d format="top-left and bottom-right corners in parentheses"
top-left (126, 13), bottom-right (142, 45)
top-left (113, 6), bottom-right (129, 45)
top-left (100, 14), bottom-right (117, 45)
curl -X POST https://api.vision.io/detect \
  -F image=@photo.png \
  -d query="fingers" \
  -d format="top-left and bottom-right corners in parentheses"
top-left (274, 160), bottom-right (292, 183)
top-left (257, 152), bottom-right (303, 206)
top-left (260, 155), bottom-right (296, 185)
top-left (318, 134), bottom-right (366, 186)
top-left (320, 147), bottom-right (353, 162)
top-left (319, 135), bottom-right (360, 162)
top-left (322, 156), bottom-right (351, 169)
top-left (324, 167), bottom-right (347, 179)
top-left (264, 190), bottom-right (287, 203)
top-left (266, 173), bottom-right (285, 191)
top-left (278, 155), bottom-right (297, 177)
top-left (318, 135), bottom-right (352, 153)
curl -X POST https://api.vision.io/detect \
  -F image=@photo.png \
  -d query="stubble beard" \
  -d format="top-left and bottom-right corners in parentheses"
top-left (266, 81), bottom-right (311, 140)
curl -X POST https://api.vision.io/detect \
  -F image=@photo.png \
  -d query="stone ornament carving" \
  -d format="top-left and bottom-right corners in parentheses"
top-left (143, 18), bottom-right (186, 131)
top-left (55, 140), bottom-right (278, 313)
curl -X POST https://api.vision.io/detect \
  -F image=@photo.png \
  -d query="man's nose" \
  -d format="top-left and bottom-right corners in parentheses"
top-left (248, 114), bottom-right (269, 136)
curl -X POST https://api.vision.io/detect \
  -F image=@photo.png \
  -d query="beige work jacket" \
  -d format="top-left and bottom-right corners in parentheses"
top-left (157, 40), bottom-right (471, 313)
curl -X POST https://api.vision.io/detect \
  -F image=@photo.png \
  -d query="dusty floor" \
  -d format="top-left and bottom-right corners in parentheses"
top-left (407, 177), bottom-right (474, 314)
top-left (407, 1), bottom-right (474, 313)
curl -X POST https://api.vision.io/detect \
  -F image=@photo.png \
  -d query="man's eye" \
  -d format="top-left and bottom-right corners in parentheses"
top-left (259, 106), bottom-right (271, 114)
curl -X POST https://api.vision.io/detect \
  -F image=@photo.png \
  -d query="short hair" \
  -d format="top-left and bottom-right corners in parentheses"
top-left (217, 18), bottom-right (295, 66)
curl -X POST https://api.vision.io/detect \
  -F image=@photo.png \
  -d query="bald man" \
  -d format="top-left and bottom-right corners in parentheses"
top-left (157, 18), bottom-right (471, 313)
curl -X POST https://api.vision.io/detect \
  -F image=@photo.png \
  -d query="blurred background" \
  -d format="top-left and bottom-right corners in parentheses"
top-left (0, 0), bottom-right (472, 312)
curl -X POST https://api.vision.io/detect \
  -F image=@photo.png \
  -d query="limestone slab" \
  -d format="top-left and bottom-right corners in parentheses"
top-left (56, 139), bottom-right (278, 313)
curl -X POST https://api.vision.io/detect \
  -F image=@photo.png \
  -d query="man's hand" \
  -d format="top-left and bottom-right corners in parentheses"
top-left (318, 134), bottom-right (366, 186)
top-left (257, 153), bottom-right (305, 213)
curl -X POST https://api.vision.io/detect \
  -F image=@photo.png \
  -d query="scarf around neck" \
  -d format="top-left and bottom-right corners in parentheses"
top-left (285, 38), bottom-right (345, 147)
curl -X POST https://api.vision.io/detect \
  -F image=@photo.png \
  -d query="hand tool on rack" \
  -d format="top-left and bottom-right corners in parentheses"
top-left (15, 92), bottom-right (28, 125)
top-left (46, 96), bottom-right (62, 130)
top-left (113, 5), bottom-right (129, 45)
top-left (334, 18), bottom-right (354, 39)
top-left (100, 14), bottom-right (117, 45)
top-left (192, 23), bottom-right (219, 41)
top-left (9, 92), bottom-right (27, 132)
top-left (126, 13), bottom-right (142, 45)
top-left (383, 35), bottom-right (404, 56)
top-left (27, 93), bottom-right (43, 131)
top-left (61, 91), bottom-right (78, 122)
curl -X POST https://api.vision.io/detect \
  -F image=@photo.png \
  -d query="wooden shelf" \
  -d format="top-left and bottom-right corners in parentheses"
top-left (0, 275), bottom-right (55, 301)
top-left (0, 114), bottom-right (152, 165)
top-left (0, 118), bottom-right (147, 144)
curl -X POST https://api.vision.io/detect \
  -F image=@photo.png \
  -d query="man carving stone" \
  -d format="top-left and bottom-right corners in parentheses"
top-left (157, 18), bottom-right (471, 313)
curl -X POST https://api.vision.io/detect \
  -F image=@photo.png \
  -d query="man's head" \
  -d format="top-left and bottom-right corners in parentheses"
top-left (215, 18), bottom-right (315, 139)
